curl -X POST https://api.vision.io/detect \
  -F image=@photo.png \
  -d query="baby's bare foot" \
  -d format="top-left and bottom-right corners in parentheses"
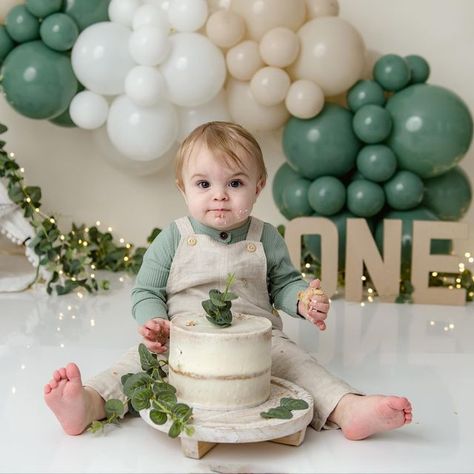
top-left (44, 363), bottom-right (99, 435)
top-left (332, 394), bottom-right (413, 440)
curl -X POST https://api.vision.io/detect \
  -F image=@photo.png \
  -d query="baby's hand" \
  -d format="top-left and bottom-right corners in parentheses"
top-left (138, 318), bottom-right (170, 353)
top-left (297, 279), bottom-right (330, 331)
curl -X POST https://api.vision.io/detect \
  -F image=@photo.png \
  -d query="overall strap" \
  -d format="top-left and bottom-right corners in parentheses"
top-left (246, 217), bottom-right (264, 241)
top-left (175, 217), bottom-right (194, 236)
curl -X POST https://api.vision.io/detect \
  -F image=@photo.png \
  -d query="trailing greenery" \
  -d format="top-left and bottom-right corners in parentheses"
top-left (260, 397), bottom-right (309, 419)
top-left (89, 343), bottom-right (194, 438)
top-left (201, 273), bottom-right (238, 327)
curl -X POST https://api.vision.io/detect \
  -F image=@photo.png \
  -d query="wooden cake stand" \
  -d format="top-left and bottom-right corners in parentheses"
top-left (140, 376), bottom-right (314, 459)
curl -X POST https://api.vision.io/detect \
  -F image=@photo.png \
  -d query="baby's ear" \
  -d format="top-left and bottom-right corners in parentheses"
top-left (256, 178), bottom-right (266, 196)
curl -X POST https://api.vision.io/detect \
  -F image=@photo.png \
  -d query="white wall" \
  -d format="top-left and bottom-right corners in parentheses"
top-left (1, 0), bottom-right (473, 254)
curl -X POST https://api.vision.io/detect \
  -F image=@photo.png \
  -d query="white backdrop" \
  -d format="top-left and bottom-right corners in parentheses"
top-left (0, 0), bottom-right (473, 253)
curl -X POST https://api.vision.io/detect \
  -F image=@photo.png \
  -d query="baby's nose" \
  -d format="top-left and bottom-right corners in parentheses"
top-left (213, 187), bottom-right (228, 200)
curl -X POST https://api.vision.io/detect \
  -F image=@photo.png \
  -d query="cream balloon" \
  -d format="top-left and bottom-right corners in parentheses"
top-left (259, 27), bottom-right (300, 68)
top-left (361, 48), bottom-right (383, 80)
top-left (132, 4), bottom-right (170, 30)
top-left (289, 17), bottom-right (366, 96)
top-left (226, 40), bottom-right (264, 81)
top-left (250, 67), bottom-right (290, 106)
top-left (125, 66), bottom-right (167, 107)
top-left (285, 79), bottom-right (324, 119)
top-left (206, 10), bottom-right (245, 49)
top-left (69, 91), bottom-right (109, 130)
top-left (0, 0), bottom-right (22, 24)
top-left (107, 95), bottom-right (178, 160)
top-left (305, 0), bottom-right (339, 19)
top-left (230, 0), bottom-right (306, 41)
top-left (71, 22), bottom-right (135, 96)
top-left (226, 78), bottom-right (289, 132)
top-left (129, 25), bottom-right (171, 66)
top-left (207, 0), bottom-right (231, 12)
top-left (108, 0), bottom-right (142, 27)
top-left (160, 32), bottom-right (226, 107)
top-left (168, 0), bottom-right (208, 32)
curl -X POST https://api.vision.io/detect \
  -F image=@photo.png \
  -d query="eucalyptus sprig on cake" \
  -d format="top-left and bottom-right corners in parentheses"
top-left (201, 273), bottom-right (238, 327)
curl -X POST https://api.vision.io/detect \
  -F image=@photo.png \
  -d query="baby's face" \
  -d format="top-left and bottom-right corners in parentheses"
top-left (180, 144), bottom-right (264, 231)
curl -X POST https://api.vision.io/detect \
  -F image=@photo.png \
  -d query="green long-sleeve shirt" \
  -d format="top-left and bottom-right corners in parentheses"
top-left (131, 217), bottom-right (308, 325)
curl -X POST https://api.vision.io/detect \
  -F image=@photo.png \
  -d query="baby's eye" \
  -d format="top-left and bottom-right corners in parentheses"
top-left (229, 180), bottom-right (243, 188)
top-left (197, 180), bottom-right (210, 189)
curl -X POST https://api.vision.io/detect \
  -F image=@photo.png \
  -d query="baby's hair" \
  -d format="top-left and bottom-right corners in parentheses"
top-left (175, 121), bottom-right (267, 189)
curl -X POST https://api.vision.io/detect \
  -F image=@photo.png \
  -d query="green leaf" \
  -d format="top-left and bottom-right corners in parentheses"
top-left (122, 372), bottom-right (154, 398)
top-left (168, 420), bottom-right (182, 438)
top-left (152, 381), bottom-right (176, 395)
top-left (209, 290), bottom-right (226, 307)
top-left (131, 387), bottom-right (153, 411)
top-left (172, 403), bottom-right (193, 422)
top-left (149, 409), bottom-right (167, 425)
top-left (222, 291), bottom-right (238, 301)
top-left (24, 186), bottom-right (41, 202)
top-left (139, 343), bottom-right (159, 371)
top-left (105, 399), bottom-right (126, 418)
top-left (260, 407), bottom-right (293, 419)
top-left (156, 390), bottom-right (177, 406)
top-left (0, 124), bottom-right (7, 134)
top-left (280, 397), bottom-right (309, 410)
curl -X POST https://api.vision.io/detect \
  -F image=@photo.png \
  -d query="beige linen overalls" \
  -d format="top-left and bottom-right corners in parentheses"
top-left (86, 217), bottom-right (359, 430)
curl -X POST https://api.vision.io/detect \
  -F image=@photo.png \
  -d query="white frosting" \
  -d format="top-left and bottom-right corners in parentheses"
top-left (168, 314), bottom-right (272, 410)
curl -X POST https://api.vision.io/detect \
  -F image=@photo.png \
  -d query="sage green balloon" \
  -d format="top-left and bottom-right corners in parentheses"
top-left (386, 84), bottom-right (473, 178)
top-left (384, 170), bottom-right (424, 210)
top-left (49, 107), bottom-right (76, 127)
top-left (281, 178), bottom-right (313, 219)
top-left (282, 103), bottom-right (361, 180)
top-left (356, 145), bottom-right (397, 182)
top-left (347, 79), bottom-right (385, 112)
top-left (308, 176), bottom-right (346, 216)
top-left (0, 26), bottom-right (15, 65)
top-left (40, 13), bottom-right (79, 51)
top-left (353, 104), bottom-right (392, 144)
top-left (422, 166), bottom-right (472, 220)
top-left (373, 54), bottom-right (411, 92)
top-left (273, 162), bottom-right (302, 219)
top-left (405, 54), bottom-right (430, 84)
top-left (1, 40), bottom-right (78, 119)
top-left (347, 179), bottom-right (385, 217)
top-left (375, 207), bottom-right (452, 267)
top-left (63, 0), bottom-right (111, 31)
top-left (5, 5), bottom-right (40, 43)
top-left (26, 0), bottom-right (63, 18)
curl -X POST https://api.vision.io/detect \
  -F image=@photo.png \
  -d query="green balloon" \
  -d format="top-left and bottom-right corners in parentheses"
top-left (1, 40), bottom-right (78, 119)
top-left (347, 179), bottom-right (385, 217)
top-left (40, 13), bottom-right (79, 51)
top-left (373, 54), bottom-right (411, 92)
top-left (386, 84), bottom-right (473, 178)
top-left (5, 5), bottom-right (40, 43)
top-left (282, 103), bottom-right (361, 180)
top-left (26, 0), bottom-right (63, 18)
top-left (63, 0), bottom-right (111, 31)
top-left (281, 178), bottom-right (313, 219)
top-left (375, 207), bottom-right (452, 267)
top-left (308, 176), bottom-right (346, 216)
top-left (405, 54), bottom-right (430, 84)
top-left (346, 80), bottom-right (386, 112)
top-left (422, 166), bottom-right (472, 220)
top-left (0, 26), bottom-right (15, 65)
top-left (356, 145), bottom-right (397, 182)
top-left (272, 163), bottom-right (302, 219)
top-left (352, 104), bottom-right (392, 144)
top-left (384, 170), bottom-right (424, 210)
top-left (49, 107), bottom-right (76, 127)
top-left (303, 210), bottom-right (356, 269)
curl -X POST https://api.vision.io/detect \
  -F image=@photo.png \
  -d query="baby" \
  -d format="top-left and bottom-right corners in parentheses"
top-left (44, 121), bottom-right (412, 440)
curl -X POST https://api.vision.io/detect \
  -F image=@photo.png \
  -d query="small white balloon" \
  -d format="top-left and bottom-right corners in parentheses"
top-left (250, 67), bottom-right (290, 106)
top-left (259, 27), bottom-right (300, 68)
top-left (285, 79), bottom-right (325, 119)
top-left (143, 0), bottom-right (171, 12)
top-left (107, 95), bottom-right (179, 160)
top-left (205, 10), bottom-right (245, 49)
top-left (305, 0), bottom-right (340, 19)
top-left (108, 0), bottom-right (142, 27)
top-left (207, 0), bottom-right (231, 12)
top-left (168, 0), bottom-right (208, 32)
top-left (132, 4), bottom-right (170, 30)
top-left (125, 66), bottom-right (167, 107)
top-left (69, 91), bottom-right (109, 130)
top-left (71, 22), bottom-right (135, 95)
top-left (129, 25), bottom-right (171, 66)
top-left (226, 40), bottom-right (264, 81)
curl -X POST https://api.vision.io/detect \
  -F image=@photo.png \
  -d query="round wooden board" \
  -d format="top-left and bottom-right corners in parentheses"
top-left (140, 376), bottom-right (314, 443)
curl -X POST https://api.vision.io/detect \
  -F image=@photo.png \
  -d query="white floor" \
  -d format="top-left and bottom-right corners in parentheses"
top-left (1, 272), bottom-right (473, 473)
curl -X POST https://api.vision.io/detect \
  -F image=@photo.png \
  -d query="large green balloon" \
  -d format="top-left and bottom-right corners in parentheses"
top-left (352, 104), bottom-right (392, 144)
top-left (307, 176), bottom-right (346, 216)
top-left (281, 178), bottom-right (313, 219)
top-left (40, 13), bottom-right (79, 51)
top-left (373, 54), bottom-right (411, 92)
top-left (26, 0), bottom-right (63, 18)
top-left (347, 179), bottom-right (385, 217)
top-left (422, 166), bottom-right (472, 220)
top-left (356, 144), bottom-right (397, 182)
top-left (5, 5), bottom-right (40, 43)
top-left (272, 162), bottom-right (302, 219)
top-left (346, 79), bottom-right (385, 112)
top-left (384, 170), bottom-right (424, 210)
top-left (386, 84), bottom-right (473, 178)
top-left (282, 103), bottom-right (361, 180)
top-left (0, 41), bottom-right (78, 119)
top-left (0, 26), bottom-right (15, 65)
top-left (63, 0), bottom-right (111, 31)
top-left (375, 207), bottom-right (452, 267)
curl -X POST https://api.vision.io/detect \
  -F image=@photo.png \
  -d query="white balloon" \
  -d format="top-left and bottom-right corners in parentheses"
top-left (71, 22), bottom-right (135, 95)
top-left (177, 90), bottom-right (231, 142)
top-left (107, 95), bottom-right (179, 160)
top-left (250, 66), bottom-right (290, 106)
top-left (143, 0), bottom-right (171, 12)
top-left (125, 66), bottom-right (167, 106)
top-left (108, 0), bottom-right (142, 27)
top-left (129, 26), bottom-right (171, 66)
top-left (132, 4), bottom-right (170, 30)
top-left (69, 91), bottom-right (109, 130)
top-left (168, 0), bottom-right (208, 32)
top-left (160, 32), bottom-right (226, 107)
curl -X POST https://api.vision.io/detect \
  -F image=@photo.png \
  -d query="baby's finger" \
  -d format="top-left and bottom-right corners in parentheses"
top-left (316, 320), bottom-right (326, 331)
top-left (313, 302), bottom-right (329, 314)
top-left (309, 278), bottom-right (321, 289)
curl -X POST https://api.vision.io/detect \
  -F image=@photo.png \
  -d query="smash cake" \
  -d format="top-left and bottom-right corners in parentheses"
top-left (168, 313), bottom-right (272, 411)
